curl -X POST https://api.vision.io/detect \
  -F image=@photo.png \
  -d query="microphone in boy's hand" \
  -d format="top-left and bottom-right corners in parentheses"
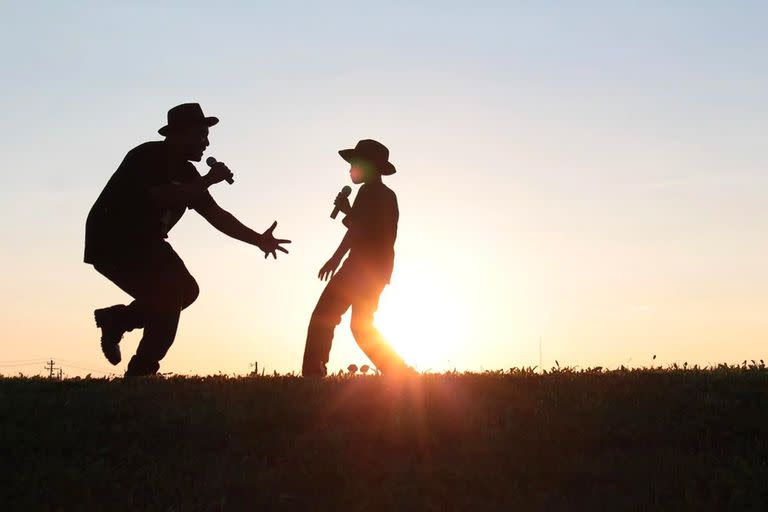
top-left (330, 186), bottom-right (352, 219)
top-left (206, 157), bottom-right (234, 184)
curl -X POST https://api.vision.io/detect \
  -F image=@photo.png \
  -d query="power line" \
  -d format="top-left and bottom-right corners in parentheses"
top-left (58, 363), bottom-right (116, 376)
top-left (0, 358), bottom-right (47, 365)
top-left (0, 361), bottom-right (48, 368)
top-left (1, 356), bottom-right (119, 377)
top-left (56, 359), bottom-right (117, 375)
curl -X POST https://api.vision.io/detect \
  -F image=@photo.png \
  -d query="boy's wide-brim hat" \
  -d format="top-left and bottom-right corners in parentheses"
top-left (339, 139), bottom-right (396, 175)
top-left (158, 103), bottom-right (219, 136)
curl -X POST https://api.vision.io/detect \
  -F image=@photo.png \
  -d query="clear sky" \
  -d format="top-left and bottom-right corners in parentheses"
top-left (1, 1), bottom-right (767, 377)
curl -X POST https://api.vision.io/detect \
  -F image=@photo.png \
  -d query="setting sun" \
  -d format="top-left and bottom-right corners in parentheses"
top-left (375, 266), bottom-right (467, 372)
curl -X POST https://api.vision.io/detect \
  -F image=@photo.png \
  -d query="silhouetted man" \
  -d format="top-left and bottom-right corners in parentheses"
top-left (302, 139), bottom-right (409, 377)
top-left (85, 103), bottom-right (290, 376)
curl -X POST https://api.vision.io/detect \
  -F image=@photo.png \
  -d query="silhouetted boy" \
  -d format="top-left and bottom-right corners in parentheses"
top-left (302, 139), bottom-right (409, 377)
top-left (85, 103), bottom-right (290, 376)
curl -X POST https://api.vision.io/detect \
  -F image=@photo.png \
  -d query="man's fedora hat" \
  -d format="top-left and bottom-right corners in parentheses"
top-left (158, 103), bottom-right (219, 136)
top-left (339, 139), bottom-right (396, 175)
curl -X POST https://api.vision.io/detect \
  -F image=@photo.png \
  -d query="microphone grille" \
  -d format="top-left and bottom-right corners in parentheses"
top-left (205, 157), bottom-right (216, 166)
top-left (341, 185), bottom-right (352, 197)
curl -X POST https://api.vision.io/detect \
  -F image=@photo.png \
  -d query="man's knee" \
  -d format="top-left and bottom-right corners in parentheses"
top-left (180, 277), bottom-right (199, 310)
top-left (145, 275), bottom-right (198, 313)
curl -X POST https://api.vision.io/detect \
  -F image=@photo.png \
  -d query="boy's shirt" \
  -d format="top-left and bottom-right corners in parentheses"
top-left (342, 181), bottom-right (399, 283)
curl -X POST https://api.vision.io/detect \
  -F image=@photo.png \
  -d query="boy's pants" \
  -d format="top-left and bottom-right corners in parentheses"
top-left (302, 262), bottom-right (406, 377)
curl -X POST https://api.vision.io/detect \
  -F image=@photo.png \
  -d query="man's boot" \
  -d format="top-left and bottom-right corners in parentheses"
top-left (94, 305), bottom-right (128, 365)
top-left (125, 356), bottom-right (160, 377)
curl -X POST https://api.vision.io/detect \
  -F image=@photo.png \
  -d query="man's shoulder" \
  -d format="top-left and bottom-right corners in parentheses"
top-left (125, 140), bottom-right (166, 162)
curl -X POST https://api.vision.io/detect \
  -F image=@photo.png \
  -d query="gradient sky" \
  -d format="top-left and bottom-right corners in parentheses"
top-left (1, 2), bottom-right (767, 377)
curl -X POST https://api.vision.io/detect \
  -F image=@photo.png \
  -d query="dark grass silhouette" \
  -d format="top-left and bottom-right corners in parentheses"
top-left (2, 366), bottom-right (767, 511)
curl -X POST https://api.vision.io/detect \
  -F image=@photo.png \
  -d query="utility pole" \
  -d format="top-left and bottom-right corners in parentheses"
top-left (45, 359), bottom-right (62, 379)
top-left (249, 361), bottom-right (258, 376)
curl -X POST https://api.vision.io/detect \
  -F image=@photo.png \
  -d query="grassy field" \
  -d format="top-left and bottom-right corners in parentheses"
top-left (2, 366), bottom-right (767, 511)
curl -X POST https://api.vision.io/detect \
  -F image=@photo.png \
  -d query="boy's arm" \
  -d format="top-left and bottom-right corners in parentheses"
top-left (319, 230), bottom-right (351, 281)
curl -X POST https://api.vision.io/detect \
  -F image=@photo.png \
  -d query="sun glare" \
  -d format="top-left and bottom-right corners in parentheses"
top-left (375, 270), bottom-right (467, 372)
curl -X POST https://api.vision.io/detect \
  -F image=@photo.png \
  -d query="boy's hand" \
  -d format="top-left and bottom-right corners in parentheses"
top-left (318, 254), bottom-right (343, 281)
top-left (258, 221), bottom-right (291, 259)
top-left (333, 193), bottom-right (351, 215)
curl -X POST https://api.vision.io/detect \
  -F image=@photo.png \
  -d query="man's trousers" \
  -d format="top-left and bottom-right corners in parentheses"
top-left (94, 241), bottom-right (199, 375)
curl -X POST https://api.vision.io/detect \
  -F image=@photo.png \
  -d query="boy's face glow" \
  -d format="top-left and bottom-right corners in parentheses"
top-left (349, 160), bottom-right (375, 184)
top-left (349, 164), bottom-right (365, 183)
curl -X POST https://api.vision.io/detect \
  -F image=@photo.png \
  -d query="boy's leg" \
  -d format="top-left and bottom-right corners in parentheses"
top-left (303, 269), bottom-right (354, 377)
top-left (350, 281), bottom-right (408, 374)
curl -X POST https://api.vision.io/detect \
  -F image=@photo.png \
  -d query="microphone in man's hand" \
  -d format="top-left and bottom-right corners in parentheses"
top-left (330, 186), bottom-right (352, 219)
top-left (206, 157), bottom-right (234, 184)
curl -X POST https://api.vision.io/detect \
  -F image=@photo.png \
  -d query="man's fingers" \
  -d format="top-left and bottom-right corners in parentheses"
top-left (277, 246), bottom-right (289, 254)
top-left (265, 221), bottom-right (277, 234)
top-left (277, 239), bottom-right (292, 244)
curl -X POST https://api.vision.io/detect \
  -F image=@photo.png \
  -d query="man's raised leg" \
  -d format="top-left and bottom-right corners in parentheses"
top-left (93, 263), bottom-right (153, 365)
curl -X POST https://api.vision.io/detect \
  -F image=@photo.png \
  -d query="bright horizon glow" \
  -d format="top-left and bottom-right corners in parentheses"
top-left (376, 266), bottom-right (468, 372)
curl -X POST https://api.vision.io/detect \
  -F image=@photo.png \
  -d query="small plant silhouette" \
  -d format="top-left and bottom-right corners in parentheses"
top-left (347, 364), bottom-right (358, 375)
top-left (360, 364), bottom-right (370, 375)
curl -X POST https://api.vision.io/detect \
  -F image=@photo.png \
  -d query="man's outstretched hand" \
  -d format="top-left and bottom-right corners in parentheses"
top-left (259, 221), bottom-right (291, 259)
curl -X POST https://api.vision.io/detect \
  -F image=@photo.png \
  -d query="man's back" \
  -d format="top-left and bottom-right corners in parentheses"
top-left (84, 141), bottom-right (209, 264)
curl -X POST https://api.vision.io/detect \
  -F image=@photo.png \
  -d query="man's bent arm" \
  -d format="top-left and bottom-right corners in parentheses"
top-left (198, 202), bottom-right (263, 246)
top-left (150, 175), bottom-right (215, 210)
